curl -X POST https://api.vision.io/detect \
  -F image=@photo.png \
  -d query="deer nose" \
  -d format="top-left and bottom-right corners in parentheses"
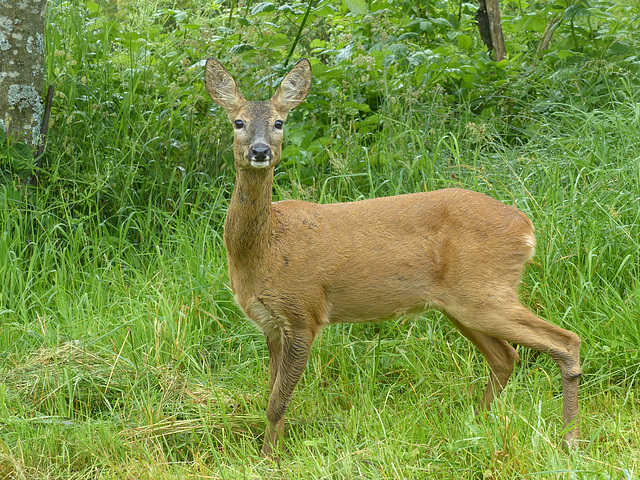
top-left (249, 144), bottom-right (272, 162)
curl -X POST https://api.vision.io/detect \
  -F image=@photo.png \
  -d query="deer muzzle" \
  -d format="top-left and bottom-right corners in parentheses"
top-left (248, 144), bottom-right (272, 168)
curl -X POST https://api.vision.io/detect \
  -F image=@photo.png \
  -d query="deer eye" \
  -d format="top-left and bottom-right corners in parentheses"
top-left (234, 120), bottom-right (244, 129)
top-left (274, 120), bottom-right (284, 129)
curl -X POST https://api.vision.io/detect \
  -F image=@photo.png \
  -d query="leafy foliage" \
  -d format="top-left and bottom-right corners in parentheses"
top-left (27, 0), bottom-right (638, 221)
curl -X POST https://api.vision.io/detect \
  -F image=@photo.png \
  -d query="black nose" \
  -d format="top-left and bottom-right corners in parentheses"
top-left (249, 144), bottom-right (271, 162)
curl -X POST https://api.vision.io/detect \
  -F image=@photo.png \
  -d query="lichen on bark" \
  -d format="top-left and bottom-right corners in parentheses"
top-left (0, 0), bottom-right (46, 146)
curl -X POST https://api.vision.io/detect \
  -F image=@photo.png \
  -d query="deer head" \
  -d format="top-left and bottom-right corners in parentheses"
top-left (204, 59), bottom-right (312, 171)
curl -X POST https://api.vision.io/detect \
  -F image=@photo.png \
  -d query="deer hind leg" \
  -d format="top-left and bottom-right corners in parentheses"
top-left (445, 313), bottom-right (520, 412)
top-left (449, 299), bottom-right (582, 449)
top-left (261, 327), bottom-right (315, 459)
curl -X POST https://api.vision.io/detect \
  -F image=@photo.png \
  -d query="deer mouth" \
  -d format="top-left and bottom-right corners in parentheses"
top-left (250, 158), bottom-right (271, 168)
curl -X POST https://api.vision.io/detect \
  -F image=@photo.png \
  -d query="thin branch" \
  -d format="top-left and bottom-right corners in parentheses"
top-left (536, 13), bottom-right (562, 56)
top-left (30, 83), bottom-right (54, 186)
top-left (284, 0), bottom-right (315, 68)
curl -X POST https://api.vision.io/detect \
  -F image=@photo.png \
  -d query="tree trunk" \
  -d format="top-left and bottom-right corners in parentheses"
top-left (476, 0), bottom-right (493, 53)
top-left (485, 0), bottom-right (506, 62)
top-left (0, 0), bottom-right (46, 147)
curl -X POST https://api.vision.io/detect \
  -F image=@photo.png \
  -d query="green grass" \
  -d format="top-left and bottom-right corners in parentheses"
top-left (1, 0), bottom-right (639, 478)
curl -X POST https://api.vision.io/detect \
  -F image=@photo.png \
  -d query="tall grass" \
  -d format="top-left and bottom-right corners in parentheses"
top-left (0, 1), bottom-right (639, 478)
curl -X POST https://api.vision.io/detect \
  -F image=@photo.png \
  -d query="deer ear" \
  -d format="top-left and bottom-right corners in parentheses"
top-left (205, 59), bottom-right (246, 121)
top-left (270, 59), bottom-right (312, 116)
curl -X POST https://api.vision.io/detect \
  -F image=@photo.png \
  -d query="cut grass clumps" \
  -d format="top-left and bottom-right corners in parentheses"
top-left (2, 341), bottom-right (257, 438)
top-left (0, 342), bottom-right (264, 479)
top-left (3, 340), bottom-right (248, 420)
top-left (5, 341), bottom-right (139, 418)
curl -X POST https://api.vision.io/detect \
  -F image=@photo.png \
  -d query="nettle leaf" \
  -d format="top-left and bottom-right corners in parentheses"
top-left (420, 20), bottom-right (434, 34)
top-left (251, 2), bottom-right (276, 15)
top-left (9, 142), bottom-right (33, 160)
top-left (344, 0), bottom-right (367, 15)
top-left (343, 100), bottom-right (370, 113)
top-left (336, 44), bottom-right (353, 62)
top-left (321, 68), bottom-right (346, 80)
top-left (457, 33), bottom-right (472, 49)
top-left (519, 13), bottom-right (547, 33)
top-left (388, 43), bottom-right (408, 57)
top-left (266, 34), bottom-right (289, 47)
top-left (355, 113), bottom-right (379, 133)
top-left (2, 141), bottom-right (35, 175)
top-left (564, 4), bottom-right (589, 21)
top-left (117, 32), bottom-right (144, 50)
top-left (310, 39), bottom-right (326, 49)
top-left (230, 44), bottom-right (255, 54)
top-left (556, 49), bottom-right (576, 59)
top-left (397, 32), bottom-right (418, 42)
top-left (86, 1), bottom-right (101, 17)
top-left (461, 2), bottom-right (479, 15)
top-left (174, 11), bottom-right (188, 23)
top-left (609, 41), bottom-right (630, 55)
top-left (315, 5), bottom-right (336, 17)
top-left (278, 4), bottom-right (296, 14)
top-left (432, 17), bottom-right (452, 28)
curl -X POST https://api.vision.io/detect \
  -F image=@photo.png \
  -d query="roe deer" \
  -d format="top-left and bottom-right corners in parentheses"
top-left (204, 58), bottom-right (582, 458)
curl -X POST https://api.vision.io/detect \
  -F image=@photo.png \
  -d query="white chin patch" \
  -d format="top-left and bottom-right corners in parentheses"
top-left (250, 160), bottom-right (270, 168)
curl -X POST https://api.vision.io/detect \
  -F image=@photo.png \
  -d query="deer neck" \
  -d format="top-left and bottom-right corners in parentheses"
top-left (224, 166), bottom-right (275, 269)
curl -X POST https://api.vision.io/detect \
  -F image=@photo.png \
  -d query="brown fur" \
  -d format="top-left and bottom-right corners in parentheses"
top-left (204, 58), bottom-right (582, 458)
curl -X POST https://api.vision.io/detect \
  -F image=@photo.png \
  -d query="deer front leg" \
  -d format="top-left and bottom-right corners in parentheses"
top-left (266, 334), bottom-right (283, 394)
top-left (261, 328), bottom-right (315, 459)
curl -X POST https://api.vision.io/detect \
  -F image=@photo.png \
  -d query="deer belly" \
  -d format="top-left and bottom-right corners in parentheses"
top-left (325, 272), bottom-right (441, 324)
